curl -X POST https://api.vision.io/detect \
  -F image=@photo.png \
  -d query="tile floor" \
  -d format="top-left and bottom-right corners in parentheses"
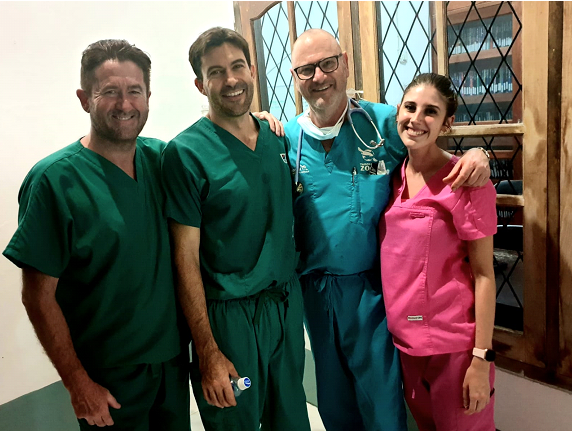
top-left (189, 389), bottom-right (326, 430)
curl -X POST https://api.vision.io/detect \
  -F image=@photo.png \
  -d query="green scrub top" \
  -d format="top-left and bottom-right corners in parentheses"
top-left (3, 138), bottom-right (182, 369)
top-left (161, 115), bottom-right (296, 300)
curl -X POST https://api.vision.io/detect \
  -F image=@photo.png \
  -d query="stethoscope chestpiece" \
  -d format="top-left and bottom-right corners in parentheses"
top-left (347, 99), bottom-right (385, 150)
top-left (369, 138), bottom-right (385, 149)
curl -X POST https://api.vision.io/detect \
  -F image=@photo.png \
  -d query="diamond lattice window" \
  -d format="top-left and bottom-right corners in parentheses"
top-left (446, 1), bottom-right (523, 332)
top-left (294, 1), bottom-right (339, 38)
top-left (447, 1), bottom-right (522, 125)
top-left (447, 134), bottom-right (524, 330)
top-left (378, 1), bottom-right (436, 106)
top-left (254, 1), bottom-right (339, 122)
top-left (254, 2), bottom-right (296, 122)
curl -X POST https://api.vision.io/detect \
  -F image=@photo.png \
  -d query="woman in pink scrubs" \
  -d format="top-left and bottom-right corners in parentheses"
top-left (379, 73), bottom-right (497, 431)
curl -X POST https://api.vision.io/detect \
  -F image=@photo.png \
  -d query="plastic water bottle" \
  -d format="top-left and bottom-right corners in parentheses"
top-left (230, 376), bottom-right (251, 397)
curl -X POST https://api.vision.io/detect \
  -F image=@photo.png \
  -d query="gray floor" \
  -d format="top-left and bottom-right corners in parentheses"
top-left (189, 394), bottom-right (326, 430)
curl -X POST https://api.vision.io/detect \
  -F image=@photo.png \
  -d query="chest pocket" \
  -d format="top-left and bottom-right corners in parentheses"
top-left (380, 207), bottom-right (435, 313)
top-left (350, 167), bottom-right (392, 225)
top-left (382, 206), bottom-right (434, 260)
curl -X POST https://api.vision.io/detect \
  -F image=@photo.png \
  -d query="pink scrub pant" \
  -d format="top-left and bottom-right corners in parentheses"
top-left (399, 350), bottom-right (495, 431)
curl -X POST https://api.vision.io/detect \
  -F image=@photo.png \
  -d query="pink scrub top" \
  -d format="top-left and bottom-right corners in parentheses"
top-left (379, 156), bottom-right (497, 356)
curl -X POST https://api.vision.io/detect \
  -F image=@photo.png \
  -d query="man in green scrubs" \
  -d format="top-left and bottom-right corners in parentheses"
top-left (161, 27), bottom-right (310, 431)
top-left (3, 40), bottom-right (189, 431)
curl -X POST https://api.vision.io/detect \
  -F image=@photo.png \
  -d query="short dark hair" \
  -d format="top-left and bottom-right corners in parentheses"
top-left (189, 27), bottom-right (251, 80)
top-left (402, 73), bottom-right (458, 118)
top-left (80, 39), bottom-right (151, 95)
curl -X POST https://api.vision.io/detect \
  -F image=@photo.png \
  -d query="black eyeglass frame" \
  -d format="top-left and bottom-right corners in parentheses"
top-left (293, 53), bottom-right (343, 80)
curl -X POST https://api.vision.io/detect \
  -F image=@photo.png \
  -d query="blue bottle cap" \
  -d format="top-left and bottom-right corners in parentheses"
top-left (241, 377), bottom-right (251, 389)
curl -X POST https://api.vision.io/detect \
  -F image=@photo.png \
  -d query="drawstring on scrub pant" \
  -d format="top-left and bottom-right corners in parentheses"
top-left (251, 281), bottom-right (290, 326)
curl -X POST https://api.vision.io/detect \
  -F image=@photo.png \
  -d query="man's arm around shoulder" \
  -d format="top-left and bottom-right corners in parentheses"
top-left (22, 267), bottom-right (120, 427)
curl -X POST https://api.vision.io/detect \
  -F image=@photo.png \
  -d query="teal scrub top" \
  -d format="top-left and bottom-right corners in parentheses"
top-left (285, 100), bottom-right (407, 276)
top-left (161, 116), bottom-right (297, 300)
top-left (3, 138), bottom-right (182, 369)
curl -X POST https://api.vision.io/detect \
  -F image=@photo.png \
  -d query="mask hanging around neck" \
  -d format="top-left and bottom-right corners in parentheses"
top-left (297, 101), bottom-right (348, 141)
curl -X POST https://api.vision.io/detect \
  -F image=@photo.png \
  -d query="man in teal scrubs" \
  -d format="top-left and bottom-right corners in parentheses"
top-left (3, 40), bottom-right (189, 431)
top-left (284, 29), bottom-right (492, 431)
top-left (161, 27), bottom-right (310, 431)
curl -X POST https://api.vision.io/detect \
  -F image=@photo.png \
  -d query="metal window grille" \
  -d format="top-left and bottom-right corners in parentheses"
top-left (449, 134), bottom-right (524, 331)
top-left (253, 1), bottom-right (339, 122)
top-left (378, 1), bottom-right (436, 106)
top-left (447, 1), bottom-right (522, 125)
top-left (294, 1), bottom-right (339, 38)
top-left (446, 1), bottom-right (523, 332)
top-left (254, 2), bottom-right (296, 122)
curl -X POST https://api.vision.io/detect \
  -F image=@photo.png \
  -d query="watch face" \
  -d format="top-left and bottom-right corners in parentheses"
top-left (485, 350), bottom-right (496, 361)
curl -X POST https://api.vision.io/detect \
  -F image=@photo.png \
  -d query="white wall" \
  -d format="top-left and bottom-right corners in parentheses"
top-left (0, 1), bottom-right (234, 405)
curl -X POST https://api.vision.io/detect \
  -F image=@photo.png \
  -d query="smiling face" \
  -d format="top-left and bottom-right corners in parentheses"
top-left (195, 42), bottom-right (255, 121)
top-left (397, 84), bottom-right (454, 150)
top-left (291, 30), bottom-right (349, 123)
top-left (78, 60), bottom-right (150, 145)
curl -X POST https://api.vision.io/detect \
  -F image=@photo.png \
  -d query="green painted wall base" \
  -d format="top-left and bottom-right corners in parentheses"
top-left (0, 381), bottom-right (77, 431)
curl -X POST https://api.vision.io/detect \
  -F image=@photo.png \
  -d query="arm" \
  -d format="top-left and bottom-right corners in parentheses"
top-left (21, 267), bottom-right (120, 426)
top-left (251, 111), bottom-right (284, 137)
top-left (462, 236), bottom-right (496, 415)
top-left (169, 221), bottom-right (238, 408)
top-left (443, 148), bottom-right (491, 190)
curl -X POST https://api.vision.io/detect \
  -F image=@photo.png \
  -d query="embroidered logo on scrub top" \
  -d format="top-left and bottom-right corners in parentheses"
top-left (407, 315), bottom-right (424, 321)
top-left (280, 153), bottom-right (288, 163)
top-left (358, 147), bottom-right (377, 162)
top-left (299, 164), bottom-right (310, 174)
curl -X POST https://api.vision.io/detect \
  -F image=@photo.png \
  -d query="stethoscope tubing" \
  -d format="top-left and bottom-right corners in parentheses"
top-left (295, 99), bottom-right (384, 189)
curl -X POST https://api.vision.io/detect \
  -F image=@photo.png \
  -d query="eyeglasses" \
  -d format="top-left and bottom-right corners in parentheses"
top-left (293, 54), bottom-right (343, 80)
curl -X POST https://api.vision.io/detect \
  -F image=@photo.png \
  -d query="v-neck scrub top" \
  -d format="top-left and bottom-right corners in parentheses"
top-left (161, 116), bottom-right (297, 300)
top-left (285, 100), bottom-right (408, 276)
top-left (3, 138), bottom-right (182, 369)
top-left (379, 156), bottom-right (497, 356)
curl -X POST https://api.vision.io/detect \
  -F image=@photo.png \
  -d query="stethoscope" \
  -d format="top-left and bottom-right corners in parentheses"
top-left (294, 98), bottom-right (385, 195)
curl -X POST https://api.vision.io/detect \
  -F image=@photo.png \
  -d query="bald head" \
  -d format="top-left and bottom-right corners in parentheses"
top-left (291, 29), bottom-right (341, 68)
top-left (290, 29), bottom-right (349, 124)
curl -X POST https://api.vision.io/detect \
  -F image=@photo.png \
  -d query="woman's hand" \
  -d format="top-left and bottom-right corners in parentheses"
top-left (462, 357), bottom-right (492, 415)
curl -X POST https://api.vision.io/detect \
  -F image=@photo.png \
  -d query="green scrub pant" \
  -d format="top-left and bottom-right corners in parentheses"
top-left (301, 271), bottom-right (407, 431)
top-left (190, 274), bottom-right (311, 431)
top-left (78, 354), bottom-right (190, 431)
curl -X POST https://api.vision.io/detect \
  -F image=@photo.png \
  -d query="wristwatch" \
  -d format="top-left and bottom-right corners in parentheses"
top-left (473, 347), bottom-right (496, 362)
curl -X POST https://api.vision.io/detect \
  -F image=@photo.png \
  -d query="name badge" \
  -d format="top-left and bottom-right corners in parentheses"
top-left (407, 315), bottom-right (423, 321)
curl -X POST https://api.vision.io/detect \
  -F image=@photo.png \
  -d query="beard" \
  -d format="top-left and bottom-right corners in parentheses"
top-left (209, 81), bottom-right (254, 118)
top-left (90, 109), bottom-right (148, 146)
